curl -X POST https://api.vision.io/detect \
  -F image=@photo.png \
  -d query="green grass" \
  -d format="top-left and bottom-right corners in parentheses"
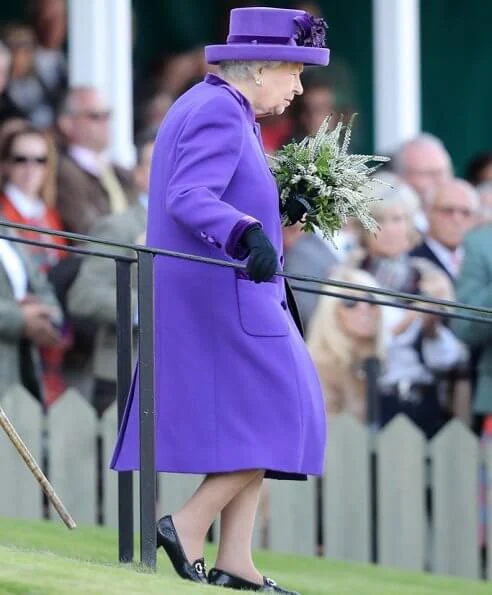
top-left (0, 517), bottom-right (490, 595)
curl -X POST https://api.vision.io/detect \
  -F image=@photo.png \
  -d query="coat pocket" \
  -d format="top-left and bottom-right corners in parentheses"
top-left (235, 277), bottom-right (289, 337)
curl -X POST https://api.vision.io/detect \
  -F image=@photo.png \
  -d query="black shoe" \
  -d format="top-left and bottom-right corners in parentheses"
top-left (156, 515), bottom-right (207, 583)
top-left (207, 568), bottom-right (300, 594)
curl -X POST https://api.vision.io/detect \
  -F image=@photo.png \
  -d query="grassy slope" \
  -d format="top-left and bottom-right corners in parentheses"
top-left (0, 517), bottom-right (490, 595)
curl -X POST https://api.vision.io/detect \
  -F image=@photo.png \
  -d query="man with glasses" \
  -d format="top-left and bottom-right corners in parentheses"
top-left (393, 134), bottom-right (453, 233)
top-left (56, 86), bottom-right (136, 235)
top-left (410, 178), bottom-right (479, 282)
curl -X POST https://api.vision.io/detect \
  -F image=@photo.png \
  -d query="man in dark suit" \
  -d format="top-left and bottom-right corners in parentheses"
top-left (56, 86), bottom-right (136, 235)
top-left (410, 178), bottom-right (479, 283)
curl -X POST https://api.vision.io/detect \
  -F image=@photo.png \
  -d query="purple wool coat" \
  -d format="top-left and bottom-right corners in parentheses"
top-left (110, 74), bottom-right (327, 479)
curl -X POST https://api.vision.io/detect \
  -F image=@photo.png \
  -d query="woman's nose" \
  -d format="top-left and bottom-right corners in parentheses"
top-left (293, 76), bottom-right (303, 96)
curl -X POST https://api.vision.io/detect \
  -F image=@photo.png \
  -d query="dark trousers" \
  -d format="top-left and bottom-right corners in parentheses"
top-left (380, 383), bottom-right (444, 438)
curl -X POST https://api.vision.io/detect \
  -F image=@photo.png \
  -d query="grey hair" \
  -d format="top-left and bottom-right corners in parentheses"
top-left (366, 172), bottom-right (421, 217)
top-left (217, 60), bottom-right (283, 82)
top-left (476, 180), bottom-right (492, 198)
top-left (392, 133), bottom-right (451, 174)
top-left (426, 178), bottom-right (480, 210)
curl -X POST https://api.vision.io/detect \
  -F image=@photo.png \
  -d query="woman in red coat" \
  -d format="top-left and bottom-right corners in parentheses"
top-left (0, 125), bottom-right (69, 404)
top-left (0, 125), bottom-right (67, 271)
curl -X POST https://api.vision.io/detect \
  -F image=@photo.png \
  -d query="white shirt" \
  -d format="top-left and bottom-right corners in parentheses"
top-left (5, 183), bottom-right (46, 220)
top-left (0, 238), bottom-right (28, 300)
top-left (380, 317), bottom-right (467, 388)
top-left (426, 237), bottom-right (463, 278)
top-left (69, 145), bottom-right (107, 177)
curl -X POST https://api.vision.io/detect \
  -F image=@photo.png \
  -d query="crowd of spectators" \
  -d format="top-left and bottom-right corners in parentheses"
top-left (0, 0), bottom-right (491, 450)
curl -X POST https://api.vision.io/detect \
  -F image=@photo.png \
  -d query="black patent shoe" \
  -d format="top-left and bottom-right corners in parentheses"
top-left (156, 515), bottom-right (207, 583)
top-left (207, 568), bottom-right (300, 594)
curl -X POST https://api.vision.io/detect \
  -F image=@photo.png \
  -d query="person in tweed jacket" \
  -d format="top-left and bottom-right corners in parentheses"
top-left (0, 222), bottom-right (62, 403)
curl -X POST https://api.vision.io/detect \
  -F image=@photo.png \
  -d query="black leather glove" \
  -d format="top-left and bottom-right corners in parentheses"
top-left (280, 194), bottom-right (317, 225)
top-left (241, 226), bottom-right (278, 283)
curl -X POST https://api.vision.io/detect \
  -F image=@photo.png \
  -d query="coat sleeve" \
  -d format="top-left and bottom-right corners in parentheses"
top-left (451, 230), bottom-right (492, 347)
top-left (166, 94), bottom-right (259, 260)
top-left (67, 215), bottom-right (137, 325)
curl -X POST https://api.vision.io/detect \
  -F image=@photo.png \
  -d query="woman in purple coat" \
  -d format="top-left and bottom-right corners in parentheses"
top-left (111, 7), bottom-right (330, 593)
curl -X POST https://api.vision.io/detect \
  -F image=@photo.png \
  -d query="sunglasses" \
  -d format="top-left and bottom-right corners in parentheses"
top-left (10, 154), bottom-right (48, 165)
top-left (75, 110), bottom-right (111, 121)
top-left (339, 292), bottom-right (377, 308)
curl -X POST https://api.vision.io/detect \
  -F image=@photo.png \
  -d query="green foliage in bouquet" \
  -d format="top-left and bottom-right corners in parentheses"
top-left (270, 115), bottom-right (390, 242)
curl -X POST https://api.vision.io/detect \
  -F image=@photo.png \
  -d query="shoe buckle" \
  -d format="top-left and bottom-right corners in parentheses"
top-left (265, 577), bottom-right (277, 587)
top-left (194, 560), bottom-right (206, 575)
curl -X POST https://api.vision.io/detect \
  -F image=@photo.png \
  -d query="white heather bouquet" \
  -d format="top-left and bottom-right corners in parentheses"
top-left (270, 115), bottom-right (390, 242)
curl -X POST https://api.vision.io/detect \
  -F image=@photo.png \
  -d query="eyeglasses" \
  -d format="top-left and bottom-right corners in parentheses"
top-left (74, 110), bottom-right (111, 121)
top-left (433, 205), bottom-right (475, 218)
top-left (10, 154), bottom-right (48, 165)
top-left (339, 293), bottom-right (377, 309)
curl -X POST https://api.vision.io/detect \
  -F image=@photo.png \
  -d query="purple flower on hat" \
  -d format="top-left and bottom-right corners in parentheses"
top-left (293, 13), bottom-right (328, 49)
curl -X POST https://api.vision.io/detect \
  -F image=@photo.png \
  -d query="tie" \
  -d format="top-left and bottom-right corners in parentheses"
top-left (99, 164), bottom-right (128, 214)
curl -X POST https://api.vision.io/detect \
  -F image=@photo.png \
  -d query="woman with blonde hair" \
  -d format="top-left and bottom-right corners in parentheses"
top-left (307, 266), bottom-right (385, 424)
top-left (0, 125), bottom-right (67, 271)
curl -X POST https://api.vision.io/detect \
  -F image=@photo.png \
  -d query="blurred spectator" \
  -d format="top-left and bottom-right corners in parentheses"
top-left (0, 125), bottom-right (67, 271)
top-left (134, 83), bottom-right (173, 140)
top-left (393, 134), bottom-right (453, 231)
top-left (452, 224), bottom-right (492, 424)
top-left (465, 151), bottom-right (492, 186)
top-left (1, 24), bottom-right (58, 128)
top-left (410, 179), bottom-right (479, 282)
top-left (29, 0), bottom-right (68, 101)
top-left (0, 41), bottom-right (18, 122)
top-left (283, 223), bottom-right (339, 331)
top-left (292, 68), bottom-right (339, 139)
top-left (307, 267), bottom-right (384, 424)
top-left (0, 220), bottom-right (63, 403)
top-left (476, 181), bottom-right (492, 225)
top-left (151, 48), bottom-right (207, 97)
top-left (67, 135), bottom-right (154, 414)
top-left (354, 175), bottom-right (468, 436)
top-left (56, 86), bottom-right (136, 235)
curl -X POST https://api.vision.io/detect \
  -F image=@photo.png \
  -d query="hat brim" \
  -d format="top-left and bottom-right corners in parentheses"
top-left (205, 44), bottom-right (330, 67)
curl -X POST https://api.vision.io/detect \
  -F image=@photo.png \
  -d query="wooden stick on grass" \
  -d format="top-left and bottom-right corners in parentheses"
top-left (0, 405), bottom-right (76, 530)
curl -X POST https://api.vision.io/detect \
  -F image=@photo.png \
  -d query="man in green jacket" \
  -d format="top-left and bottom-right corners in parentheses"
top-left (452, 223), bottom-right (492, 418)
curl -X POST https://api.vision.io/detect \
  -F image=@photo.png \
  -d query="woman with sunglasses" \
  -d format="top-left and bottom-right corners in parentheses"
top-left (0, 125), bottom-right (70, 405)
top-left (0, 125), bottom-right (67, 271)
top-left (307, 267), bottom-right (385, 425)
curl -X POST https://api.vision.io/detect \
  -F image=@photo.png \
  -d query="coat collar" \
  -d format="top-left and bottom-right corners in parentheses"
top-left (204, 73), bottom-right (256, 124)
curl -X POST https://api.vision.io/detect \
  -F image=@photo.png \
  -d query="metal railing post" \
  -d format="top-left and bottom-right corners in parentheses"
top-left (137, 250), bottom-right (157, 570)
top-left (116, 259), bottom-right (134, 563)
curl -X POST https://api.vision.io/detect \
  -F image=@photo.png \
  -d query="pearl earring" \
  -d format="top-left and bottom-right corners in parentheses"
top-left (255, 79), bottom-right (262, 86)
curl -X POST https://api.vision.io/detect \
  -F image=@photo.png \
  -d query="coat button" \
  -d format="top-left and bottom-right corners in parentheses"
top-left (207, 236), bottom-right (216, 244)
top-left (200, 232), bottom-right (207, 239)
top-left (281, 300), bottom-right (287, 310)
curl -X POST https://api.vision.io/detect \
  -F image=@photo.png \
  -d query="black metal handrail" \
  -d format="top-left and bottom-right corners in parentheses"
top-left (2, 220), bottom-right (492, 321)
top-left (1, 219), bottom-right (491, 572)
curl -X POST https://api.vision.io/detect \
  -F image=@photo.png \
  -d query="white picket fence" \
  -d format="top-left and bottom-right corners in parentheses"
top-left (1, 385), bottom-right (491, 581)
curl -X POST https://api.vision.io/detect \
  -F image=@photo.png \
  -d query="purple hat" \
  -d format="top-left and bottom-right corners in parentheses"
top-left (205, 7), bottom-right (330, 67)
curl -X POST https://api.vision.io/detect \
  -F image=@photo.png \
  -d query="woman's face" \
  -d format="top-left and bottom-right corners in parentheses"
top-left (365, 204), bottom-right (411, 258)
top-left (253, 62), bottom-right (304, 117)
top-left (5, 134), bottom-right (48, 197)
top-left (336, 294), bottom-right (380, 341)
